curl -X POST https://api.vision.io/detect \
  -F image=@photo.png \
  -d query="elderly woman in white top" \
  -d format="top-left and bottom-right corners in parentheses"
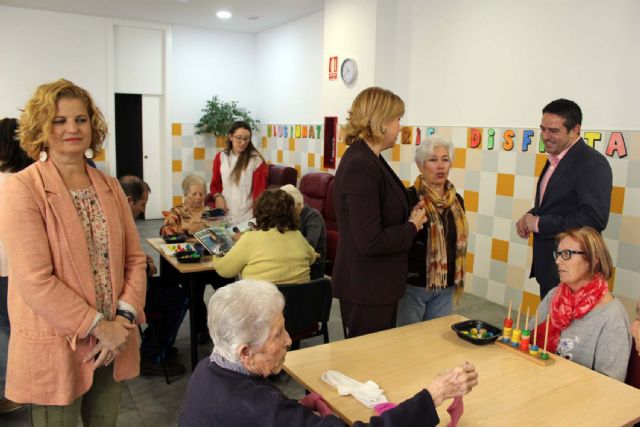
top-left (209, 121), bottom-right (268, 225)
top-left (181, 279), bottom-right (479, 426)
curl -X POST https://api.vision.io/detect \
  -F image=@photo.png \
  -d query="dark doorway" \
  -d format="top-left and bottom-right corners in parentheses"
top-left (115, 93), bottom-right (143, 179)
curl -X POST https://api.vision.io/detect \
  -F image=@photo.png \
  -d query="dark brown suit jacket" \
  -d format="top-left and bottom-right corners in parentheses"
top-left (331, 140), bottom-right (416, 305)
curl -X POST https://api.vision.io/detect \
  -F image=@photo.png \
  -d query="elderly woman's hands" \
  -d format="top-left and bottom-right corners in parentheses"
top-left (426, 362), bottom-right (478, 407)
top-left (409, 200), bottom-right (427, 231)
top-left (85, 318), bottom-right (136, 369)
top-left (214, 194), bottom-right (228, 213)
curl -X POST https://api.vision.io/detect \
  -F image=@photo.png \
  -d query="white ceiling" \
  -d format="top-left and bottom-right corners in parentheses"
top-left (0, 0), bottom-right (325, 32)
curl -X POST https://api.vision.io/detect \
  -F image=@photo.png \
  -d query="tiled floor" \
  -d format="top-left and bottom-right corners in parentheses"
top-left (2, 219), bottom-right (507, 426)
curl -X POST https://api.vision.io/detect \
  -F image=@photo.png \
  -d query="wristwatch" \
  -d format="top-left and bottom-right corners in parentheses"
top-left (116, 309), bottom-right (135, 324)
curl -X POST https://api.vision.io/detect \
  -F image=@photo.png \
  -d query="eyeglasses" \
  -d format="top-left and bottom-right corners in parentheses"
top-left (553, 249), bottom-right (586, 261)
top-left (232, 135), bottom-right (251, 142)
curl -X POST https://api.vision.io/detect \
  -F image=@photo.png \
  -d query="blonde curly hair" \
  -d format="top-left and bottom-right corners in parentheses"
top-left (344, 87), bottom-right (404, 146)
top-left (18, 79), bottom-right (108, 160)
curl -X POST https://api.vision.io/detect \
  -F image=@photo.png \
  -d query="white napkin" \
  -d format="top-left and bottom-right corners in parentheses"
top-left (321, 370), bottom-right (389, 408)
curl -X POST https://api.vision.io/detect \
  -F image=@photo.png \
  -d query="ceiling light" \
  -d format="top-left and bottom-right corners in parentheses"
top-left (216, 10), bottom-right (232, 19)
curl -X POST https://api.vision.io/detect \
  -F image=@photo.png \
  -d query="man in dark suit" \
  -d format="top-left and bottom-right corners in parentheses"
top-left (516, 99), bottom-right (612, 299)
top-left (119, 175), bottom-right (188, 377)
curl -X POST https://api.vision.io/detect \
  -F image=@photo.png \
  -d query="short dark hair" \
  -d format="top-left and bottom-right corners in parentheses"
top-left (254, 189), bottom-right (299, 233)
top-left (0, 117), bottom-right (33, 173)
top-left (542, 98), bottom-right (582, 132)
top-left (118, 175), bottom-right (150, 202)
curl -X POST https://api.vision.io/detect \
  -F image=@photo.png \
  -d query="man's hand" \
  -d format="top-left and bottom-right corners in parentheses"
top-left (146, 255), bottom-right (157, 276)
top-left (516, 214), bottom-right (538, 239)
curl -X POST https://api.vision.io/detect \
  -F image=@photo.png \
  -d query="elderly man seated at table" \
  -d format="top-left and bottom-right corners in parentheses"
top-left (212, 189), bottom-right (317, 284)
top-left (280, 184), bottom-right (327, 279)
top-left (531, 226), bottom-right (631, 381)
top-left (180, 279), bottom-right (478, 426)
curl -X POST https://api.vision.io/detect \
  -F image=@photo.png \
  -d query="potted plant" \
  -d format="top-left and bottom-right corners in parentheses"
top-left (195, 96), bottom-right (260, 136)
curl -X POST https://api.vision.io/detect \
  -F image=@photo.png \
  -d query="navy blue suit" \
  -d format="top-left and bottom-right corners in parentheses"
top-left (529, 138), bottom-right (612, 298)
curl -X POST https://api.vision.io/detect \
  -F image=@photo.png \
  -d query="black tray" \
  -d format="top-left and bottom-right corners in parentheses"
top-left (451, 319), bottom-right (501, 345)
top-left (175, 251), bottom-right (202, 264)
top-left (162, 234), bottom-right (188, 244)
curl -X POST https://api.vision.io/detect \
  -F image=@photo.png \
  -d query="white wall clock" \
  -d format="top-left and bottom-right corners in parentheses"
top-left (341, 58), bottom-right (358, 85)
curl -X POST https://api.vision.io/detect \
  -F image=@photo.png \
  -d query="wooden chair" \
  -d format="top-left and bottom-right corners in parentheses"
top-left (277, 278), bottom-right (332, 349)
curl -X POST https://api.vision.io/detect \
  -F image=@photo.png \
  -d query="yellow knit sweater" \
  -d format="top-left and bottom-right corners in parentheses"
top-left (212, 228), bottom-right (317, 284)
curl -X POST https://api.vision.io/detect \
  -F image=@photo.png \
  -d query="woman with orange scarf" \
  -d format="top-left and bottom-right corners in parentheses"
top-left (397, 136), bottom-right (468, 325)
top-left (531, 226), bottom-right (630, 380)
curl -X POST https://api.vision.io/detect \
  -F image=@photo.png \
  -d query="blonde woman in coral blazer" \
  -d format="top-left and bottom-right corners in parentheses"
top-left (0, 79), bottom-right (146, 426)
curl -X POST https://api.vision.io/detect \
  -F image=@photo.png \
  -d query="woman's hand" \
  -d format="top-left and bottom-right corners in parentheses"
top-left (85, 341), bottom-right (118, 369)
top-left (184, 220), bottom-right (207, 235)
top-left (426, 362), bottom-right (478, 407)
top-left (91, 318), bottom-right (135, 352)
top-left (215, 195), bottom-right (228, 213)
top-left (409, 201), bottom-right (427, 231)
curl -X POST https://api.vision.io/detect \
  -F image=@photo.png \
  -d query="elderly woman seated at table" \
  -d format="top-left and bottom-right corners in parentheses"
top-left (212, 189), bottom-right (317, 284)
top-left (180, 279), bottom-right (478, 426)
top-left (531, 226), bottom-right (631, 381)
top-left (160, 174), bottom-right (209, 236)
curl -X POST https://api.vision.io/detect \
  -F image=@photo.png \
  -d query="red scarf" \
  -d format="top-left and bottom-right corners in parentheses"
top-left (535, 274), bottom-right (608, 353)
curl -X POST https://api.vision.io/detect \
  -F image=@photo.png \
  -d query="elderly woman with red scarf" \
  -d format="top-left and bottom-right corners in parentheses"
top-left (531, 226), bottom-right (630, 381)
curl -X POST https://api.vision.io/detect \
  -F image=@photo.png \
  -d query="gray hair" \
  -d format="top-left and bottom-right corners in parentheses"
top-left (280, 184), bottom-right (303, 209)
top-left (414, 135), bottom-right (455, 167)
top-left (208, 279), bottom-right (285, 363)
top-left (181, 174), bottom-right (206, 196)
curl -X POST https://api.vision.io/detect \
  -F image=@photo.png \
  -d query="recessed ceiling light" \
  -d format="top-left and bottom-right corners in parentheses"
top-left (216, 10), bottom-right (232, 19)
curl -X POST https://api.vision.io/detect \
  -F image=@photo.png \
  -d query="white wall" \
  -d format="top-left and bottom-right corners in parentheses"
top-left (0, 5), bottom-right (109, 120)
top-left (322, 0), bottom-right (378, 121)
top-left (255, 12), bottom-right (324, 124)
top-left (403, 0), bottom-right (640, 129)
top-left (170, 26), bottom-right (257, 124)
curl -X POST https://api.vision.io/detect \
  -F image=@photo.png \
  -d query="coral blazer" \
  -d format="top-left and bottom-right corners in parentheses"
top-left (0, 160), bottom-right (147, 405)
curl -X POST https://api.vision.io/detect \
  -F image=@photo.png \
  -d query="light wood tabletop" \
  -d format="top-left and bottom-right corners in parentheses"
top-left (284, 314), bottom-right (640, 426)
top-left (147, 237), bottom-right (218, 273)
top-left (146, 237), bottom-right (220, 369)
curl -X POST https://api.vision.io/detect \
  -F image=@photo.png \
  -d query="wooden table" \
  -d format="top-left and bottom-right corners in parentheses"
top-left (147, 237), bottom-right (218, 370)
top-left (284, 314), bottom-right (640, 426)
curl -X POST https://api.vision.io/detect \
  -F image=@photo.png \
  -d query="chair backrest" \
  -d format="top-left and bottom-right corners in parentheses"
top-left (299, 172), bottom-right (334, 215)
top-left (267, 164), bottom-right (298, 189)
top-left (277, 278), bottom-right (332, 343)
top-left (324, 179), bottom-right (337, 231)
top-left (625, 339), bottom-right (640, 389)
top-left (324, 230), bottom-right (339, 276)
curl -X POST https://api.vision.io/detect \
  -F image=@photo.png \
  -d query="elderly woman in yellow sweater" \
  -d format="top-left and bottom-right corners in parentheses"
top-left (213, 189), bottom-right (317, 284)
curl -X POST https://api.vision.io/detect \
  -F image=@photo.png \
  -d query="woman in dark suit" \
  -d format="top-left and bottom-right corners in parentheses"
top-left (332, 87), bottom-right (427, 338)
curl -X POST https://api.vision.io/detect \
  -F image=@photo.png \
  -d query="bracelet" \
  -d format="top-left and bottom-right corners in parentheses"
top-left (116, 309), bottom-right (135, 324)
top-left (213, 193), bottom-right (224, 200)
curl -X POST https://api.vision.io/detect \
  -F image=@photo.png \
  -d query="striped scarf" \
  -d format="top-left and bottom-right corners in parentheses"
top-left (415, 176), bottom-right (468, 302)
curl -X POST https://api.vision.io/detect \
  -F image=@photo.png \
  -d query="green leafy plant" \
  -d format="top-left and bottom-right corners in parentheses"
top-left (195, 96), bottom-right (260, 136)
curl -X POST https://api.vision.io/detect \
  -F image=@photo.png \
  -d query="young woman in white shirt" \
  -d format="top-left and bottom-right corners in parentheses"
top-left (209, 121), bottom-right (267, 225)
